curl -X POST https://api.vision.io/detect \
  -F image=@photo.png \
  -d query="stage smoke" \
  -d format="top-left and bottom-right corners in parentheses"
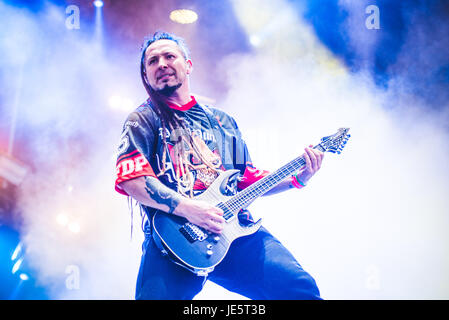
top-left (1, 0), bottom-right (447, 299)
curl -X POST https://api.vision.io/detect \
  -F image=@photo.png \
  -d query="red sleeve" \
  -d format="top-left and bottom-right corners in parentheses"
top-left (237, 164), bottom-right (270, 190)
top-left (115, 150), bottom-right (158, 196)
top-left (115, 108), bottom-right (159, 196)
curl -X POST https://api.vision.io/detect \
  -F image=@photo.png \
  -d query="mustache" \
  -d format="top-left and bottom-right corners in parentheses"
top-left (156, 70), bottom-right (176, 80)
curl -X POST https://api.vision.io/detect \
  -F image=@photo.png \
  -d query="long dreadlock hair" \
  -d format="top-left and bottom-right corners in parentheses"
top-left (139, 31), bottom-right (221, 198)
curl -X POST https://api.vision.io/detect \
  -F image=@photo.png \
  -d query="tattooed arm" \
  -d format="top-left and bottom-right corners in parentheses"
top-left (120, 176), bottom-right (225, 233)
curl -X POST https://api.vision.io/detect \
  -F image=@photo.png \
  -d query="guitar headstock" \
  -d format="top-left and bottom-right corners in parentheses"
top-left (317, 128), bottom-right (351, 154)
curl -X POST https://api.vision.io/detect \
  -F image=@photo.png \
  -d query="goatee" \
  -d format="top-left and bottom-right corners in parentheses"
top-left (157, 83), bottom-right (182, 97)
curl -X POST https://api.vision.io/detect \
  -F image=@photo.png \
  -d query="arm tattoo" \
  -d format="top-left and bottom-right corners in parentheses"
top-left (144, 176), bottom-right (182, 214)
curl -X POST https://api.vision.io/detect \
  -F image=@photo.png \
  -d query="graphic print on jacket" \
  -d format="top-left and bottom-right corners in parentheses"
top-left (115, 96), bottom-right (270, 226)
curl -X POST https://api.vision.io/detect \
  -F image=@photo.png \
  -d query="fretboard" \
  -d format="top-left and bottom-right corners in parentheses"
top-left (219, 144), bottom-right (325, 218)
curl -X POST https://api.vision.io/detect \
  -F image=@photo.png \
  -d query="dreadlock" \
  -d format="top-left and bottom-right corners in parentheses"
top-left (139, 31), bottom-right (221, 197)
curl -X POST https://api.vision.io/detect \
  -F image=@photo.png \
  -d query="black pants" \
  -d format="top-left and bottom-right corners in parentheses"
top-left (135, 226), bottom-right (321, 300)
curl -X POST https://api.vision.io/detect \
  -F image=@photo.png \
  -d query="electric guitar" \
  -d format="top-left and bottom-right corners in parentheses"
top-left (152, 128), bottom-right (351, 275)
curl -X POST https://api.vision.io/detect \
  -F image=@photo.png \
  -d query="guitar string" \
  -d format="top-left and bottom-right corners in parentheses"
top-left (218, 142), bottom-right (332, 219)
top-left (232, 159), bottom-right (305, 207)
top-left (226, 159), bottom-right (304, 211)
top-left (228, 143), bottom-right (329, 212)
top-left (220, 156), bottom-right (307, 219)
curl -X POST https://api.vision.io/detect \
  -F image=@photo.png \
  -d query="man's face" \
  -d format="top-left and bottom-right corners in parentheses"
top-left (143, 39), bottom-right (192, 95)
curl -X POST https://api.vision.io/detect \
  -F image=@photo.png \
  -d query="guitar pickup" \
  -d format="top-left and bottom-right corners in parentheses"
top-left (179, 223), bottom-right (208, 243)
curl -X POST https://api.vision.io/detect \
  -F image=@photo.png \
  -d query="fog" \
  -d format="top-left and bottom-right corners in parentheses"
top-left (1, 0), bottom-right (448, 299)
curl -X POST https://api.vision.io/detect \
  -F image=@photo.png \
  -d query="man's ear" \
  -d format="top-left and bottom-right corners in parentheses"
top-left (186, 59), bottom-right (193, 75)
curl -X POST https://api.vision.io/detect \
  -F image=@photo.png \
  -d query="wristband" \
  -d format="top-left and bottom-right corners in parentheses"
top-left (292, 174), bottom-right (306, 189)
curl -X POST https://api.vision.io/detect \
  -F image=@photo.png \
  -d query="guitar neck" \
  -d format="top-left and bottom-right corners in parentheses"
top-left (222, 144), bottom-right (325, 214)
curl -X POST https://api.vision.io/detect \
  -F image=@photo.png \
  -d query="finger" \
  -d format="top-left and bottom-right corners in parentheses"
top-left (311, 149), bottom-right (323, 168)
top-left (214, 207), bottom-right (224, 216)
top-left (311, 149), bottom-right (324, 169)
top-left (303, 149), bottom-right (312, 171)
top-left (206, 219), bottom-right (224, 234)
top-left (306, 147), bottom-right (318, 171)
top-left (213, 214), bottom-right (226, 224)
top-left (317, 150), bottom-right (324, 168)
top-left (199, 218), bottom-right (218, 233)
top-left (208, 210), bottom-right (226, 224)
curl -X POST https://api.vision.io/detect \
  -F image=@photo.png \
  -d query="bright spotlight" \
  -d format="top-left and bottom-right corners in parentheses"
top-left (12, 257), bottom-right (23, 274)
top-left (19, 273), bottom-right (29, 281)
top-left (68, 222), bottom-right (81, 234)
top-left (11, 242), bottom-right (23, 261)
top-left (170, 9), bottom-right (198, 24)
top-left (56, 213), bottom-right (69, 226)
top-left (249, 35), bottom-right (262, 47)
top-left (93, 0), bottom-right (103, 8)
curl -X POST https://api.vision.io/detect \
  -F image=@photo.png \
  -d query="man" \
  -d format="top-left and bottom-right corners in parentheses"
top-left (115, 31), bottom-right (324, 300)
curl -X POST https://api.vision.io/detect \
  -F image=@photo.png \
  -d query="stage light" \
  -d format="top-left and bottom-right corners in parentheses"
top-left (68, 222), bottom-right (80, 234)
top-left (12, 257), bottom-right (23, 274)
top-left (169, 9), bottom-right (198, 24)
top-left (249, 35), bottom-right (262, 47)
top-left (0, 153), bottom-right (28, 186)
top-left (56, 213), bottom-right (69, 226)
top-left (93, 0), bottom-right (103, 8)
top-left (11, 242), bottom-right (23, 261)
top-left (19, 273), bottom-right (29, 281)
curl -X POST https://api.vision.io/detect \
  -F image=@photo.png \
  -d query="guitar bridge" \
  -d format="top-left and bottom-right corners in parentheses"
top-left (179, 223), bottom-right (208, 243)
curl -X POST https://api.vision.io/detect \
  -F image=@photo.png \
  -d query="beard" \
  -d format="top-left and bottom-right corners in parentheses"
top-left (156, 82), bottom-right (182, 97)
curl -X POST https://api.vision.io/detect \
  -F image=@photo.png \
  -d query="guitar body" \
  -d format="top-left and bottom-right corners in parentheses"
top-left (152, 170), bottom-right (263, 275)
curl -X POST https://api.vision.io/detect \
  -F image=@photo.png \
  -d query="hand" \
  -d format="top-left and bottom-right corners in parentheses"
top-left (174, 198), bottom-right (225, 234)
top-left (296, 145), bottom-right (324, 185)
